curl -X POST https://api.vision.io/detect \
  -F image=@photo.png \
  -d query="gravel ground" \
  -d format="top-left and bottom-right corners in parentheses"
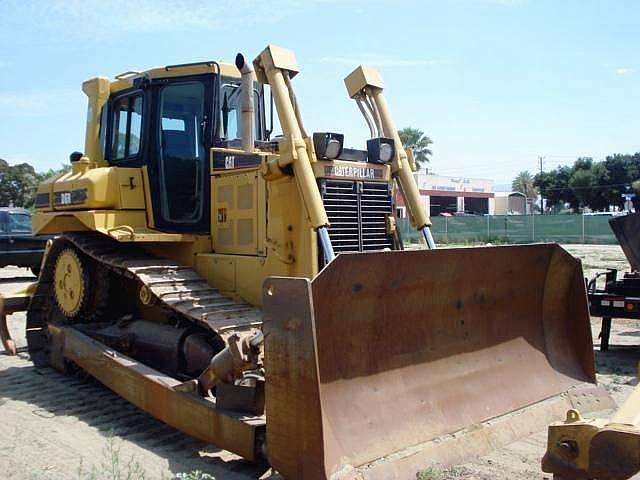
top-left (1, 243), bottom-right (639, 479)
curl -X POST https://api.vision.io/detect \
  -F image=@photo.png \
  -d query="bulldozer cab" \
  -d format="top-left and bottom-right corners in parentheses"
top-left (99, 67), bottom-right (267, 233)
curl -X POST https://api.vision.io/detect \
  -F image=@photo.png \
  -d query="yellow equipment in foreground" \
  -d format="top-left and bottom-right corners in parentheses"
top-left (23, 45), bottom-right (611, 478)
top-left (0, 281), bottom-right (36, 355)
top-left (543, 378), bottom-right (640, 479)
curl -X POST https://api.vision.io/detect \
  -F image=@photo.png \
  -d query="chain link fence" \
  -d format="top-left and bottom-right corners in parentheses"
top-left (399, 214), bottom-right (617, 245)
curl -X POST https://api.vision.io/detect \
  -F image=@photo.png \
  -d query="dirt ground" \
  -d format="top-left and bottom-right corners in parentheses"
top-left (0, 243), bottom-right (639, 480)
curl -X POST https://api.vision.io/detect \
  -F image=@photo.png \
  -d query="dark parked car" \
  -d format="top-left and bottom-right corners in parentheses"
top-left (0, 208), bottom-right (48, 275)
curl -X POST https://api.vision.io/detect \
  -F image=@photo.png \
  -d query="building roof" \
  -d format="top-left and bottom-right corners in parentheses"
top-left (494, 191), bottom-right (527, 198)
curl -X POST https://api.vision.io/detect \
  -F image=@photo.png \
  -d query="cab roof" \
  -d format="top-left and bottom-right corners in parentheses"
top-left (108, 61), bottom-right (241, 94)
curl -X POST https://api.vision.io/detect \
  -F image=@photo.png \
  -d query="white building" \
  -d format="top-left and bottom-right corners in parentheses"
top-left (493, 192), bottom-right (528, 215)
top-left (397, 173), bottom-right (495, 216)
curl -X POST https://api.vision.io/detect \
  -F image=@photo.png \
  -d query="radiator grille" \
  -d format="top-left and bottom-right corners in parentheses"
top-left (361, 182), bottom-right (394, 251)
top-left (320, 179), bottom-right (394, 254)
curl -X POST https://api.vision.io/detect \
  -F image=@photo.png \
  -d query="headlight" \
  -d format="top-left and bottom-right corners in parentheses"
top-left (379, 142), bottom-right (394, 163)
top-left (313, 132), bottom-right (344, 160)
top-left (367, 137), bottom-right (395, 164)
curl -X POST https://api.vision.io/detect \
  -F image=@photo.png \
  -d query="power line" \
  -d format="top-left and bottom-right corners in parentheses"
top-left (539, 182), bottom-right (632, 192)
top-left (432, 155), bottom-right (604, 176)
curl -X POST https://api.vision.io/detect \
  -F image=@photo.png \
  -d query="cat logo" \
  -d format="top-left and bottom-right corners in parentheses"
top-left (324, 165), bottom-right (382, 180)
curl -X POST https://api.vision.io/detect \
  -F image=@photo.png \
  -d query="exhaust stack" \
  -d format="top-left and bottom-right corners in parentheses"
top-left (235, 53), bottom-right (256, 153)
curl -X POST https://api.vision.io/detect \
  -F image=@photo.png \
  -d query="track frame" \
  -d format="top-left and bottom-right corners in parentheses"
top-left (49, 324), bottom-right (265, 461)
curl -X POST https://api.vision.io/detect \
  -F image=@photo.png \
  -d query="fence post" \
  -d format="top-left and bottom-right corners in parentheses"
top-left (532, 214), bottom-right (535, 242)
top-left (582, 214), bottom-right (585, 243)
top-left (486, 214), bottom-right (490, 240)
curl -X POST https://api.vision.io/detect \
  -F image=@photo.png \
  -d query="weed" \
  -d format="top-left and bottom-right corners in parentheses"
top-left (76, 436), bottom-right (146, 480)
top-left (175, 471), bottom-right (216, 480)
top-left (417, 466), bottom-right (445, 480)
top-left (416, 465), bottom-right (469, 480)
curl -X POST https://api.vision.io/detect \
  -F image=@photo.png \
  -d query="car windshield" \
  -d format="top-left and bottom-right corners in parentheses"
top-left (8, 213), bottom-right (32, 233)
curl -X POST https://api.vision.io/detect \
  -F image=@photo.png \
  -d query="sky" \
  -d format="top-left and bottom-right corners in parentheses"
top-left (0, 0), bottom-right (638, 184)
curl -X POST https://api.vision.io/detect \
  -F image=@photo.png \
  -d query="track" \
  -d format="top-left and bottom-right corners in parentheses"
top-left (1, 354), bottom-right (204, 450)
top-left (1, 261), bottom-right (269, 478)
top-left (0, 352), bottom-right (268, 479)
top-left (26, 232), bottom-right (263, 366)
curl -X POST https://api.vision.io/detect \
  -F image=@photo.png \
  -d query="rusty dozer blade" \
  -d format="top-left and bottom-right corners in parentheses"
top-left (609, 213), bottom-right (640, 271)
top-left (263, 244), bottom-right (612, 479)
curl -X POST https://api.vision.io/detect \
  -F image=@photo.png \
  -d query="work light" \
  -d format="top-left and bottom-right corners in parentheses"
top-left (313, 132), bottom-right (344, 160)
top-left (367, 137), bottom-right (395, 164)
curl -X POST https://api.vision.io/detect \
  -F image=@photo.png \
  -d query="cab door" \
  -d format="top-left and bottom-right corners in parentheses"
top-left (148, 77), bottom-right (212, 233)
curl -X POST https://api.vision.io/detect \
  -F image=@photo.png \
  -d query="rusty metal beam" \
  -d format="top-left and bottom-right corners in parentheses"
top-left (56, 326), bottom-right (265, 461)
top-left (0, 285), bottom-right (34, 355)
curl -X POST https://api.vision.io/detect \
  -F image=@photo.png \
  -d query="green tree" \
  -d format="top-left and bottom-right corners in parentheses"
top-left (36, 164), bottom-right (71, 183)
top-left (0, 159), bottom-right (39, 208)
top-left (0, 158), bottom-right (70, 208)
top-left (512, 171), bottom-right (538, 199)
top-left (535, 153), bottom-right (640, 213)
top-left (534, 165), bottom-right (575, 213)
top-left (602, 153), bottom-right (640, 208)
top-left (398, 127), bottom-right (433, 170)
top-left (568, 157), bottom-right (610, 211)
top-left (568, 167), bottom-right (596, 209)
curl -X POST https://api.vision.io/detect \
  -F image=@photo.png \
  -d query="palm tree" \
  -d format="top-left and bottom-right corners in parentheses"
top-left (398, 127), bottom-right (433, 170)
top-left (512, 171), bottom-right (538, 199)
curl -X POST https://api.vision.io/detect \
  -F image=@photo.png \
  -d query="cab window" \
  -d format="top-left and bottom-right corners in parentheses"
top-left (220, 83), bottom-right (241, 141)
top-left (110, 93), bottom-right (143, 162)
top-left (217, 80), bottom-right (264, 143)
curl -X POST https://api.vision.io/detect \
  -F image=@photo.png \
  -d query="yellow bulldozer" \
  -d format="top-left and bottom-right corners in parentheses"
top-left (13, 45), bottom-right (614, 478)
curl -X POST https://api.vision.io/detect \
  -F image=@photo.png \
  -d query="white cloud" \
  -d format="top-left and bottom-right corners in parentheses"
top-left (0, 0), bottom-right (322, 43)
top-left (319, 54), bottom-right (444, 68)
top-left (0, 89), bottom-right (82, 117)
top-left (615, 68), bottom-right (634, 76)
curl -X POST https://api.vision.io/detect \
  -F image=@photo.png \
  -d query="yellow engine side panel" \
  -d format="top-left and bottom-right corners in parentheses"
top-left (196, 254), bottom-right (285, 307)
top-left (43, 166), bottom-right (145, 211)
top-left (33, 166), bottom-right (148, 238)
top-left (117, 169), bottom-right (146, 209)
top-left (198, 173), bottom-right (317, 307)
top-left (212, 170), bottom-right (266, 256)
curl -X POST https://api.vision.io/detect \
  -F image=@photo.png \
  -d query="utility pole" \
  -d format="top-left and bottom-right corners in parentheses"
top-left (539, 156), bottom-right (544, 214)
